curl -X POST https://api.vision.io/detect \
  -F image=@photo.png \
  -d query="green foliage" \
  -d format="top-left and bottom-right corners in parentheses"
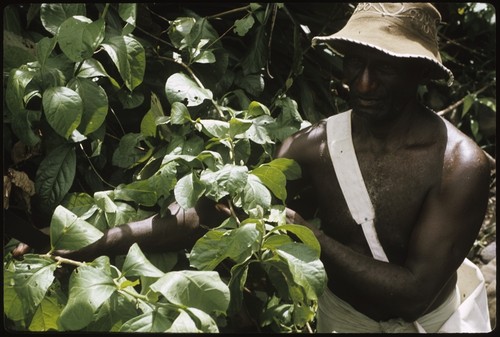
top-left (3, 2), bottom-right (495, 333)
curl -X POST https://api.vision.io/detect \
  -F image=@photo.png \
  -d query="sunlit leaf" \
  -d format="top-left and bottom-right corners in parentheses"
top-left (49, 205), bottom-right (104, 251)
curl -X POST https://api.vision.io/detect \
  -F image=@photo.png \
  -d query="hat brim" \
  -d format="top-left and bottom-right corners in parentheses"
top-left (312, 17), bottom-right (454, 84)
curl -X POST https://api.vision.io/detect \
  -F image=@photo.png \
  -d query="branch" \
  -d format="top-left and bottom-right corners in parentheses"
top-left (437, 82), bottom-right (494, 117)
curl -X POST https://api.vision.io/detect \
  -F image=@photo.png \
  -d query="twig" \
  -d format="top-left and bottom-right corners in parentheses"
top-left (437, 82), bottom-right (494, 116)
top-left (206, 5), bottom-right (251, 20)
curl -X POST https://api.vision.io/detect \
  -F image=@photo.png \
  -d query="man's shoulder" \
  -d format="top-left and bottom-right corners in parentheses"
top-left (442, 118), bottom-right (491, 175)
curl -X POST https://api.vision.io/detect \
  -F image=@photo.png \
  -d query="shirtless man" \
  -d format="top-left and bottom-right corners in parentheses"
top-left (11, 2), bottom-right (491, 333)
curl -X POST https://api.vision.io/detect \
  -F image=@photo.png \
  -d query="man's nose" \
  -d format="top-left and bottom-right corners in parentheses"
top-left (354, 66), bottom-right (377, 94)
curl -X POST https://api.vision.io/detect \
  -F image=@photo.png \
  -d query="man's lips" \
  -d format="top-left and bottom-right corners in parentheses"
top-left (355, 97), bottom-right (382, 107)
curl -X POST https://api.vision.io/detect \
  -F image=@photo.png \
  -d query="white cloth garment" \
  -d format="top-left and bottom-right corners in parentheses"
top-left (319, 110), bottom-right (491, 333)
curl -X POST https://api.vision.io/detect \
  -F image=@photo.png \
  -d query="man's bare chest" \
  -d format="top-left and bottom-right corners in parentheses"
top-left (312, 146), bottom-right (443, 261)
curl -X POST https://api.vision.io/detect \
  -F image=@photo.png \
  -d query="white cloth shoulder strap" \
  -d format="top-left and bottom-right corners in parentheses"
top-left (326, 111), bottom-right (388, 262)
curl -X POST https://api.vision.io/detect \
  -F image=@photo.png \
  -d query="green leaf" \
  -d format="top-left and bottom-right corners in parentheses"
top-left (265, 158), bottom-right (302, 180)
top-left (235, 74), bottom-right (265, 97)
top-left (241, 25), bottom-right (267, 75)
top-left (168, 309), bottom-right (201, 332)
top-left (242, 115), bottom-right (275, 144)
top-left (3, 267), bottom-right (25, 323)
top-left (113, 180), bottom-right (158, 207)
top-left (3, 31), bottom-right (37, 70)
top-left (111, 133), bottom-right (148, 168)
top-left (42, 86), bottom-right (83, 139)
top-left (199, 119), bottom-right (230, 138)
top-left (190, 223), bottom-right (263, 270)
top-left (233, 15), bottom-right (255, 36)
top-left (248, 100), bottom-right (271, 117)
top-left (170, 101), bottom-right (191, 125)
top-left (35, 36), bottom-right (57, 66)
top-left (251, 165), bottom-right (287, 201)
top-left (76, 58), bottom-right (115, 83)
top-left (168, 17), bottom-right (196, 49)
top-left (28, 286), bottom-right (65, 331)
top-left (227, 262), bottom-right (250, 314)
top-left (35, 144), bottom-right (76, 210)
top-left (101, 35), bottom-right (145, 91)
top-left (67, 77), bottom-right (108, 135)
top-left (49, 205), bottom-right (104, 252)
top-left (182, 307), bottom-right (219, 332)
top-left (241, 174), bottom-right (272, 211)
top-left (122, 243), bottom-right (164, 278)
top-left (62, 192), bottom-right (98, 219)
top-left (275, 242), bottom-right (326, 301)
top-left (462, 93), bottom-right (476, 118)
top-left (229, 117), bottom-right (253, 138)
top-left (200, 164), bottom-right (248, 200)
top-left (11, 255), bottom-right (57, 320)
top-left (174, 173), bottom-right (206, 209)
top-left (40, 3), bottom-right (86, 35)
top-left (58, 16), bottom-right (105, 62)
top-left (268, 224), bottom-right (321, 257)
top-left (59, 261), bottom-right (117, 330)
top-left (6, 67), bottom-right (41, 146)
top-left (165, 72), bottom-right (213, 107)
top-left (120, 307), bottom-right (174, 332)
top-left (118, 3), bottom-right (137, 27)
top-left (150, 270), bottom-right (230, 315)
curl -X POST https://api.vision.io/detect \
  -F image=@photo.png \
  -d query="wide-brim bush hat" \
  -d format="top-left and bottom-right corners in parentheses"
top-left (312, 2), bottom-right (454, 85)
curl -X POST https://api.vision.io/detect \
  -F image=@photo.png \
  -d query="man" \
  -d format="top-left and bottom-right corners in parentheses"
top-left (280, 2), bottom-right (491, 332)
top-left (11, 2), bottom-right (491, 333)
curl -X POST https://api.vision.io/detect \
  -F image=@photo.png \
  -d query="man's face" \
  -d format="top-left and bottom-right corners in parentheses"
top-left (342, 45), bottom-right (423, 122)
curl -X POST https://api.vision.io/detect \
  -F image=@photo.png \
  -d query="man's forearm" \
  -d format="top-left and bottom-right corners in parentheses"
top-left (55, 203), bottom-right (211, 262)
top-left (314, 230), bottom-right (427, 321)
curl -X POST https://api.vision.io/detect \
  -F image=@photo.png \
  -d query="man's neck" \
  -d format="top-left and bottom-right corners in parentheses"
top-left (351, 101), bottom-right (423, 153)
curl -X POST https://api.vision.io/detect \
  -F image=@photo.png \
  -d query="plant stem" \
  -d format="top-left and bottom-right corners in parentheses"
top-left (206, 5), bottom-right (251, 20)
top-left (79, 143), bottom-right (116, 189)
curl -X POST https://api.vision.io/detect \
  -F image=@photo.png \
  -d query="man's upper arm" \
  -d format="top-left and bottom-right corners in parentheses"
top-left (404, 142), bottom-right (490, 303)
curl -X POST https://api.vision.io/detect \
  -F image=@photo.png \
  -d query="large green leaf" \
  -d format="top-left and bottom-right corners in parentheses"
top-left (199, 119), bottom-right (230, 138)
top-left (121, 243), bottom-right (164, 278)
top-left (68, 77), bottom-right (108, 135)
top-left (174, 172), bottom-right (206, 209)
top-left (62, 192), bottom-right (98, 219)
top-left (113, 180), bottom-right (158, 207)
top-left (35, 36), bottom-right (57, 66)
top-left (3, 267), bottom-right (25, 323)
top-left (42, 86), bottom-right (83, 139)
top-left (150, 270), bottom-right (230, 315)
top-left (182, 307), bottom-right (219, 332)
top-left (275, 242), bottom-right (326, 301)
top-left (241, 174), bottom-right (272, 211)
top-left (265, 158), bottom-right (302, 180)
top-left (5, 67), bottom-right (41, 146)
top-left (242, 115), bottom-right (275, 144)
top-left (35, 144), bottom-right (76, 210)
top-left (200, 164), bottom-right (248, 200)
top-left (120, 307), bottom-right (174, 332)
top-left (58, 16), bottom-right (105, 62)
top-left (251, 165), bottom-right (287, 201)
top-left (190, 222), bottom-right (263, 270)
top-left (10, 255), bottom-right (57, 320)
top-left (59, 260), bottom-right (117, 330)
top-left (111, 133), bottom-right (149, 168)
top-left (268, 224), bottom-right (321, 257)
top-left (165, 72), bottom-right (213, 107)
top-left (40, 3), bottom-right (86, 35)
top-left (28, 284), bottom-right (66, 331)
top-left (101, 35), bottom-right (145, 91)
top-left (49, 205), bottom-right (104, 252)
